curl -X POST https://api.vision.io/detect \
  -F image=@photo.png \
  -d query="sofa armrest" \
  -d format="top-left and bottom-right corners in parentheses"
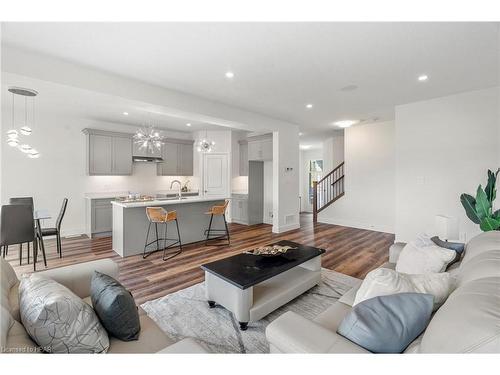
top-left (389, 242), bottom-right (406, 264)
top-left (266, 311), bottom-right (369, 353)
top-left (157, 338), bottom-right (208, 353)
top-left (36, 259), bottom-right (119, 299)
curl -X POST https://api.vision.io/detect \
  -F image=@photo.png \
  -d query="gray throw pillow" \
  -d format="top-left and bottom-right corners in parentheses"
top-left (431, 236), bottom-right (465, 269)
top-left (19, 274), bottom-right (109, 353)
top-left (90, 271), bottom-right (140, 341)
top-left (337, 293), bottom-right (433, 353)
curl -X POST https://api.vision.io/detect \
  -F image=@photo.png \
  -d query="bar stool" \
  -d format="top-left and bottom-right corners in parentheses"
top-left (143, 207), bottom-right (182, 261)
top-left (204, 200), bottom-right (230, 246)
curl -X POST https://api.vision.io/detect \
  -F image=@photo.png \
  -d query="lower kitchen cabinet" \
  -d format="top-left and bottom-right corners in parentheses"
top-left (231, 194), bottom-right (249, 225)
top-left (85, 198), bottom-right (113, 237)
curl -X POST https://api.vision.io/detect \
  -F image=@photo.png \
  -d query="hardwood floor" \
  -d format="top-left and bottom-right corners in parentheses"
top-left (5, 214), bottom-right (394, 305)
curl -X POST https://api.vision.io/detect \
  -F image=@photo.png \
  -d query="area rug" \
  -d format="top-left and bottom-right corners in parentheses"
top-left (141, 269), bottom-right (360, 353)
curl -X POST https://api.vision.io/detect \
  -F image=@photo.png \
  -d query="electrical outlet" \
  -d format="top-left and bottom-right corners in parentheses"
top-left (269, 212), bottom-right (273, 218)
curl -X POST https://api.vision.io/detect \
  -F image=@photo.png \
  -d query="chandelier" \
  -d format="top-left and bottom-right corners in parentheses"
top-left (196, 129), bottom-right (215, 152)
top-left (133, 124), bottom-right (165, 152)
top-left (6, 87), bottom-right (40, 159)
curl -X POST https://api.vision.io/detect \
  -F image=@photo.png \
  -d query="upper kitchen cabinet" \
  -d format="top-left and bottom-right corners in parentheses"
top-left (83, 129), bottom-right (133, 176)
top-left (157, 139), bottom-right (194, 176)
top-left (238, 140), bottom-right (249, 176)
top-left (247, 134), bottom-right (273, 161)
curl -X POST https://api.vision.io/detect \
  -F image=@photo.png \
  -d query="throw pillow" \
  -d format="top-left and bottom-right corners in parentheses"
top-left (395, 240), bottom-right (456, 274)
top-left (431, 236), bottom-right (465, 269)
top-left (337, 293), bottom-right (434, 353)
top-left (354, 267), bottom-right (453, 311)
top-left (19, 274), bottom-right (109, 353)
top-left (90, 271), bottom-right (140, 341)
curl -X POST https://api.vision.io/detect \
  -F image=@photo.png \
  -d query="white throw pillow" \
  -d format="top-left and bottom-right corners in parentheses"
top-left (395, 240), bottom-right (456, 274)
top-left (354, 268), bottom-right (453, 311)
top-left (19, 274), bottom-right (109, 353)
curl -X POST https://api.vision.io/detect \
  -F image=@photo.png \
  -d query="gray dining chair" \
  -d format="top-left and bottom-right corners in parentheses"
top-left (38, 198), bottom-right (68, 258)
top-left (8, 197), bottom-right (34, 263)
top-left (0, 204), bottom-right (36, 266)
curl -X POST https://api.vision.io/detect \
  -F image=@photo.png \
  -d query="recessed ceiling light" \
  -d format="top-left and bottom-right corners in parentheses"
top-left (305, 104), bottom-right (313, 109)
top-left (123, 112), bottom-right (129, 116)
top-left (299, 132), bottom-right (303, 136)
top-left (300, 145), bottom-right (312, 150)
top-left (418, 74), bottom-right (428, 82)
top-left (225, 71), bottom-right (234, 79)
top-left (334, 120), bottom-right (357, 128)
top-left (186, 123), bottom-right (192, 127)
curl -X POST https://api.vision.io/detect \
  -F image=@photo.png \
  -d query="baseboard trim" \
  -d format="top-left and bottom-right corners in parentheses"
top-left (317, 216), bottom-right (394, 234)
top-left (272, 223), bottom-right (300, 234)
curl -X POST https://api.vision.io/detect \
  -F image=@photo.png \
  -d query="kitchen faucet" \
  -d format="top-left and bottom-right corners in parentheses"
top-left (170, 180), bottom-right (182, 199)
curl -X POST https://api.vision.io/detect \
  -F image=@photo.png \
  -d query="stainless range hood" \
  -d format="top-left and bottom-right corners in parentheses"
top-left (132, 156), bottom-right (164, 163)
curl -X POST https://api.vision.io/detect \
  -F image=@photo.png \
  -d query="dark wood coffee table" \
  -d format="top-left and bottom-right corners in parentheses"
top-left (201, 240), bottom-right (325, 330)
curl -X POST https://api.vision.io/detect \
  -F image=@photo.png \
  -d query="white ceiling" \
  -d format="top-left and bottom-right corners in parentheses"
top-left (1, 72), bottom-right (229, 133)
top-left (1, 22), bottom-right (499, 146)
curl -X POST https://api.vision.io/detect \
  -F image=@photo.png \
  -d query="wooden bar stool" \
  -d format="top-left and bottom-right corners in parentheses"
top-left (143, 207), bottom-right (182, 261)
top-left (204, 200), bottom-right (230, 246)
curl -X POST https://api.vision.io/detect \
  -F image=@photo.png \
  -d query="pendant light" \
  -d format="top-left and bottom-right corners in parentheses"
top-left (197, 129), bottom-right (215, 152)
top-left (6, 87), bottom-right (40, 158)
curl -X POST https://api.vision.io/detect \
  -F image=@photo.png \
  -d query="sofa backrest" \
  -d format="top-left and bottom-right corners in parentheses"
top-left (419, 231), bottom-right (500, 353)
top-left (1, 258), bottom-right (19, 349)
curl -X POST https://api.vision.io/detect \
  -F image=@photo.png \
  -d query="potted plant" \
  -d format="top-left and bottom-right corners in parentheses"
top-left (460, 169), bottom-right (500, 231)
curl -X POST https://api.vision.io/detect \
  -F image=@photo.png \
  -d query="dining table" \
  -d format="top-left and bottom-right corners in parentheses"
top-left (33, 209), bottom-right (50, 269)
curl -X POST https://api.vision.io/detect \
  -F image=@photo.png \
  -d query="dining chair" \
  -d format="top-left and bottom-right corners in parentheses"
top-left (0, 205), bottom-right (36, 266)
top-left (38, 198), bottom-right (68, 258)
top-left (8, 197), bottom-right (34, 263)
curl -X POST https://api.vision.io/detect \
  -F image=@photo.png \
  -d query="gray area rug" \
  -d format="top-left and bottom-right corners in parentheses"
top-left (141, 269), bottom-right (360, 353)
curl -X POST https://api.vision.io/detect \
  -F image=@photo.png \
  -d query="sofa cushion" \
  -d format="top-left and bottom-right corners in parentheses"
top-left (420, 277), bottom-right (500, 353)
top-left (457, 250), bottom-right (500, 286)
top-left (337, 293), bottom-right (434, 353)
top-left (354, 268), bottom-right (453, 311)
top-left (462, 231), bottom-right (500, 266)
top-left (107, 314), bottom-right (173, 353)
top-left (313, 301), bottom-right (352, 332)
top-left (4, 319), bottom-right (39, 353)
top-left (8, 282), bottom-right (20, 322)
top-left (19, 273), bottom-right (109, 353)
top-left (396, 241), bottom-right (456, 274)
top-left (1, 258), bottom-right (19, 316)
top-left (90, 271), bottom-right (141, 341)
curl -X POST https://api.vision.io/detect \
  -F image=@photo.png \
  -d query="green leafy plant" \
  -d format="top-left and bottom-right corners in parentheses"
top-left (460, 169), bottom-right (500, 231)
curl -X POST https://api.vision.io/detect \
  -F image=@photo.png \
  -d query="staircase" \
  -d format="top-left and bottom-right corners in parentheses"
top-left (312, 162), bottom-right (345, 223)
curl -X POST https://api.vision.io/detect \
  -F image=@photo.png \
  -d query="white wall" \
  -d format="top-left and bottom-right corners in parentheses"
top-left (263, 160), bottom-right (273, 224)
top-left (322, 130), bottom-right (344, 173)
top-left (395, 87), bottom-right (499, 243)
top-left (273, 129), bottom-right (300, 232)
top-left (299, 148), bottom-right (323, 212)
top-left (318, 121), bottom-right (396, 233)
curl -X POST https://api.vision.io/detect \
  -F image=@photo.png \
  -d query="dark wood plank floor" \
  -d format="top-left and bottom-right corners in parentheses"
top-left (5, 214), bottom-right (394, 305)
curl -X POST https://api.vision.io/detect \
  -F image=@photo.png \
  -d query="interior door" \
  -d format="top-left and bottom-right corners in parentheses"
top-left (203, 153), bottom-right (229, 197)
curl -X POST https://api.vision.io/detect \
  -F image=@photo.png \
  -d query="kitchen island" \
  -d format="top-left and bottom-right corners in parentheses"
top-left (112, 196), bottom-right (228, 257)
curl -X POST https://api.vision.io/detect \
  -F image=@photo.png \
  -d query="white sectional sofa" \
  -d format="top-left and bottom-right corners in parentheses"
top-left (0, 258), bottom-right (206, 353)
top-left (266, 231), bottom-right (500, 353)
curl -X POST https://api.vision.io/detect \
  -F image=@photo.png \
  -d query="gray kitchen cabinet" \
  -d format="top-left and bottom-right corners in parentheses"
top-left (158, 141), bottom-right (178, 175)
top-left (157, 139), bottom-right (194, 176)
top-left (179, 143), bottom-right (194, 176)
top-left (113, 136), bottom-right (133, 175)
top-left (231, 194), bottom-right (249, 225)
top-left (247, 134), bottom-right (273, 161)
top-left (239, 141), bottom-right (249, 176)
top-left (83, 129), bottom-right (132, 176)
top-left (91, 198), bottom-right (113, 237)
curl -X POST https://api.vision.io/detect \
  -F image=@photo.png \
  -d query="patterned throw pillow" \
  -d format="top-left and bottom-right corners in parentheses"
top-left (19, 274), bottom-right (109, 353)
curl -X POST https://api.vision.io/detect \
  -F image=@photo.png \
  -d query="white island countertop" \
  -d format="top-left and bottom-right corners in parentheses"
top-left (111, 196), bottom-right (228, 208)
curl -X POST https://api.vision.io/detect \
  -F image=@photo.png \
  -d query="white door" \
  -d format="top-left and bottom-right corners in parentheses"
top-left (203, 153), bottom-right (229, 197)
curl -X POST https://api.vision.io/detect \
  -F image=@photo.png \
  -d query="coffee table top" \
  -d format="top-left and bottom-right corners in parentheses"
top-left (201, 240), bottom-right (325, 289)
